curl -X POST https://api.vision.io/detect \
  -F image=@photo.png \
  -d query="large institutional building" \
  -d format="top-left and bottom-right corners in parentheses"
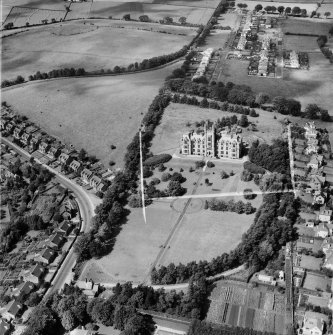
top-left (181, 121), bottom-right (243, 159)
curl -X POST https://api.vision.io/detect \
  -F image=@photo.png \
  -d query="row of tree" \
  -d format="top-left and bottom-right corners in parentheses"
top-left (317, 35), bottom-right (333, 64)
top-left (151, 187), bottom-right (299, 284)
top-left (22, 278), bottom-right (208, 334)
top-left (207, 199), bottom-right (255, 215)
top-left (171, 93), bottom-right (259, 118)
top-left (254, 4), bottom-right (308, 16)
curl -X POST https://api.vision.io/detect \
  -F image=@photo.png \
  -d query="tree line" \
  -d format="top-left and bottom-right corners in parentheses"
top-left (22, 278), bottom-right (208, 334)
top-left (151, 188), bottom-right (299, 284)
top-left (317, 35), bottom-right (333, 63)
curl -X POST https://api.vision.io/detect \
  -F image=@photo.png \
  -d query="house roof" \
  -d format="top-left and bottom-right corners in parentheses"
top-left (50, 232), bottom-right (64, 246)
top-left (30, 264), bottom-right (44, 278)
top-left (7, 300), bottom-right (23, 317)
top-left (304, 311), bottom-right (328, 331)
top-left (12, 281), bottom-right (34, 297)
top-left (59, 221), bottom-right (71, 232)
top-left (41, 248), bottom-right (56, 261)
top-left (294, 168), bottom-right (306, 177)
top-left (0, 318), bottom-right (10, 335)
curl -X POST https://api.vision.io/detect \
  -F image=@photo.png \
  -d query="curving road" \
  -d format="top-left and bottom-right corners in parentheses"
top-left (1, 137), bottom-right (97, 295)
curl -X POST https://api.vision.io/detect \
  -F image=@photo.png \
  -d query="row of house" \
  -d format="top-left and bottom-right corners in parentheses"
top-left (1, 107), bottom-right (110, 193)
top-left (192, 48), bottom-right (214, 81)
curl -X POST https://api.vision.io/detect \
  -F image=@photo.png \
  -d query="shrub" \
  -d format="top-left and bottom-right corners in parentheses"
top-left (151, 178), bottom-right (161, 185)
top-left (207, 161), bottom-right (215, 168)
top-left (143, 154), bottom-right (172, 167)
top-left (161, 172), bottom-right (171, 182)
top-left (243, 188), bottom-right (257, 200)
top-left (195, 161), bottom-right (205, 169)
top-left (158, 164), bottom-right (166, 172)
top-left (244, 161), bottom-right (266, 174)
top-left (220, 170), bottom-right (229, 179)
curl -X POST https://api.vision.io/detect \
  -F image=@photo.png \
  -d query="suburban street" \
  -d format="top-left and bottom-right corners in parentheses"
top-left (1, 137), bottom-right (98, 295)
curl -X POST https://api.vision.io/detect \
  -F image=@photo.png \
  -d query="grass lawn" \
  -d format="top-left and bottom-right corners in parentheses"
top-left (283, 35), bottom-right (319, 51)
top-left (1, 64), bottom-right (181, 168)
top-left (300, 255), bottom-right (322, 271)
top-left (150, 103), bottom-right (287, 158)
top-left (303, 272), bottom-right (331, 291)
top-left (281, 18), bottom-right (332, 35)
top-left (80, 201), bottom-right (177, 284)
top-left (159, 208), bottom-right (255, 266)
top-left (2, 19), bottom-right (196, 80)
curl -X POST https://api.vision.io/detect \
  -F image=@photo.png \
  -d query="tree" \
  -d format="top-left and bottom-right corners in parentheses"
top-left (301, 8), bottom-right (307, 17)
top-left (179, 16), bottom-right (187, 24)
top-left (167, 180), bottom-right (185, 196)
top-left (163, 16), bottom-right (173, 24)
top-left (304, 104), bottom-right (321, 119)
top-left (123, 14), bottom-right (131, 20)
top-left (25, 292), bottom-right (41, 307)
top-left (324, 11), bottom-right (331, 18)
top-left (61, 310), bottom-right (77, 331)
top-left (285, 7), bottom-right (291, 14)
top-left (255, 92), bottom-right (270, 106)
top-left (291, 6), bottom-right (301, 15)
top-left (78, 148), bottom-right (87, 161)
top-left (220, 170), bottom-right (229, 179)
top-left (265, 6), bottom-right (272, 12)
top-left (239, 115), bottom-right (249, 127)
top-left (139, 15), bottom-right (149, 22)
top-left (277, 6), bottom-right (285, 14)
top-left (316, 12), bottom-right (321, 18)
top-left (16, 75), bottom-right (25, 84)
top-left (255, 4), bottom-right (263, 11)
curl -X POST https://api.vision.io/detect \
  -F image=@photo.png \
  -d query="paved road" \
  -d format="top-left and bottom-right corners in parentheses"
top-left (1, 138), bottom-right (97, 295)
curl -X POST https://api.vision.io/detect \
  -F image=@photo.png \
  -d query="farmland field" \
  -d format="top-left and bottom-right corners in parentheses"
top-left (2, 19), bottom-right (196, 80)
top-left (1, 64), bottom-right (181, 168)
top-left (303, 272), bottom-right (331, 291)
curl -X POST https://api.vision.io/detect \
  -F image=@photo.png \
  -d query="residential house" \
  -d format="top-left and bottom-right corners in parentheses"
top-left (306, 138), bottom-right (319, 155)
top-left (0, 318), bottom-right (11, 335)
top-left (70, 327), bottom-right (94, 335)
top-left (89, 175), bottom-right (102, 190)
top-left (5, 121), bottom-right (15, 134)
top-left (69, 160), bottom-right (82, 173)
top-left (314, 223), bottom-right (329, 238)
top-left (304, 122), bottom-right (317, 139)
top-left (38, 141), bottom-right (50, 154)
top-left (96, 181), bottom-right (108, 192)
top-left (47, 145), bottom-right (61, 160)
top-left (25, 264), bottom-right (45, 285)
top-left (11, 281), bottom-right (35, 299)
top-left (257, 274), bottom-right (276, 285)
top-left (28, 131), bottom-right (43, 152)
top-left (20, 132), bottom-right (32, 146)
top-left (48, 232), bottom-right (65, 250)
top-left (319, 208), bottom-right (332, 222)
top-left (313, 192), bottom-right (326, 206)
top-left (323, 253), bottom-right (333, 271)
top-left (76, 279), bottom-right (100, 298)
top-left (2, 300), bottom-right (23, 321)
top-left (37, 248), bottom-right (56, 265)
top-left (59, 221), bottom-right (72, 236)
top-left (307, 155), bottom-right (323, 170)
top-left (301, 311), bottom-right (328, 335)
top-left (0, 118), bottom-right (9, 131)
top-left (295, 146), bottom-right (305, 154)
top-left (81, 168), bottom-right (93, 183)
top-left (13, 125), bottom-right (26, 140)
top-left (58, 152), bottom-right (73, 166)
top-left (308, 175), bottom-right (325, 192)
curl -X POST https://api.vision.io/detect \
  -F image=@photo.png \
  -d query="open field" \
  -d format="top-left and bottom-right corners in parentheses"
top-left (159, 209), bottom-right (255, 266)
top-left (216, 52), bottom-right (333, 111)
top-left (281, 18), bottom-right (332, 35)
top-left (80, 201), bottom-right (177, 283)
top-left (317, 4), bottom-right (333, 16)
top-left (2, 19), bottom-right (196, 80)
top-left (207, 281), bottom-right (285, 334)
top-left (1, 64), bottom-right (181, 168)
top-left (283, 35), bottom-right (319, 51)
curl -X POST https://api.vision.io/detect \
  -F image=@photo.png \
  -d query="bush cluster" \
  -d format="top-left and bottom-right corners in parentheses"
top-left (143, 154), bottom-right (172, 167)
